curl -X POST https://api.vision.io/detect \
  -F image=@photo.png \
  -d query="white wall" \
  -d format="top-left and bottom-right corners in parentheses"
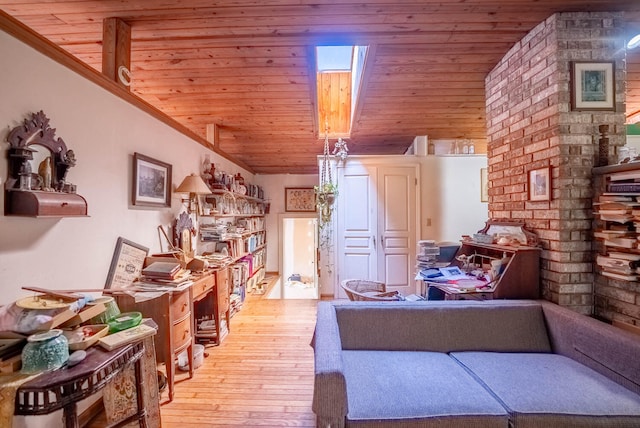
top-left (0, 29), bottom-right (252, 305)
top-left (419, 155), bottom-right (489, 242)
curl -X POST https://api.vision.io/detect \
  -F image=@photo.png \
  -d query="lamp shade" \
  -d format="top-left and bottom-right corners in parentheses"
top-left (175, 173), bottom-right (211, 194)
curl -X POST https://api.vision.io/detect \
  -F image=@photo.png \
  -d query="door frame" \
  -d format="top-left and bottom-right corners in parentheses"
top-left (333, 155), bottom-right (421, 298)
top-left (278, 212), bottom-right (319, 295)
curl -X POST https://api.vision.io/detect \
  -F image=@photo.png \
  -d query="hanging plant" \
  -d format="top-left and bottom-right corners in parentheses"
top-left (316, 126), bottom-right (338, 252)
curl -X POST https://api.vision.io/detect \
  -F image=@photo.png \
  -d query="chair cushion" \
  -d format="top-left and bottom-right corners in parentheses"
top-left (451, 352), bottom-right (640, 428)
top-left (342, 350), bottom-right (508, 427)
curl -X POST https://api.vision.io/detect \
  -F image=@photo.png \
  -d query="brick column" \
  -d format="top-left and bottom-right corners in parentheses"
top-left (485, 12), bottom-right (627, 314)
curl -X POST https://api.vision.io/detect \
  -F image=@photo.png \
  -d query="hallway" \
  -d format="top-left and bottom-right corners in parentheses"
top-left (159, 293), bottom-right (320, 427)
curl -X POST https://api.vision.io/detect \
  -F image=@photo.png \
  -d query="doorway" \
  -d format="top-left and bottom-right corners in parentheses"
top-left (268, 216), bottom-right (319, 299)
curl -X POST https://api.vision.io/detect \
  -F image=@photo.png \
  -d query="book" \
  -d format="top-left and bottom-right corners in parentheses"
top-left (97, 323), bottom-right (156, 351)
top-left (596, 255), bottom-right (638, 270)
top-left (609, 171), bottom-right (640, 181)
top-left (601, 270), bottom-right (639, 281)
top-left (599, 194), bottom-right (635, 202)
top-left (604, 237), bottom-right (638, 248)
top-left (608, 251), bottom-right (640, 261)
top-left (607, 183), bottom-right (640, 193)
top-left (142, 261), bottom-right (182, 279)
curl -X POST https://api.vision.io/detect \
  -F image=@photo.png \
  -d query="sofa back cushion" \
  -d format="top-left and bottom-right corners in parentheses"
top-left (334, 300), bottom-right (551, 353)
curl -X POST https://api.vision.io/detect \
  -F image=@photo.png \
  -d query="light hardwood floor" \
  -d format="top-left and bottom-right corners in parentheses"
top-left (159, 293), bottom-right (320, 427)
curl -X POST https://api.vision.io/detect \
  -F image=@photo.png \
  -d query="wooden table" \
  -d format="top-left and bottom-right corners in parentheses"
top-left (15, 341), bottom-right (147, 428)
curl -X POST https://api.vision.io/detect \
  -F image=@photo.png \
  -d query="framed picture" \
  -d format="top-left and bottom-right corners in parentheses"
top-left (571, 61), bottom-right (615, 111)
top-left (528, 167), bottom-right (551, 201)
top-left (105, 237), bottom-right (149, 289)
top-left (480, 167), bottom-right (489, 202)
top-left (132, 152), bottom-right (172, 207)
top-left (285, 187), bottom-right (316, 212)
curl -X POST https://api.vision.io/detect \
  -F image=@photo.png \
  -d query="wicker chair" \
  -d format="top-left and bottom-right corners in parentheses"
top-left (340, 279), bottom-right (403, 301)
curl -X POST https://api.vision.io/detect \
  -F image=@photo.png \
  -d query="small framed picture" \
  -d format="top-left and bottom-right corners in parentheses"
top-left (528, 167), bottom-right (551, 201)
top-left (132, 152), bottom-right (172, 207)
top-left (480, 167), bottom-right (489, 202)
top-left (285, 187), bottom-right (316, 212)
top-left (571, 61), bottom-right (615, 111)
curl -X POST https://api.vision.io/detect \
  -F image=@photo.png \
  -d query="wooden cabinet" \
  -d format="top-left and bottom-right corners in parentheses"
top-left (425, 241), bottom-right (540, 301)
top-left (115, 286), bottom-right (193, 403)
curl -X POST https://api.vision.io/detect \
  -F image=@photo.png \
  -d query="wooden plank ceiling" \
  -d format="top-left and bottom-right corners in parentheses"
top-left (1, 1), bottom-right (640, 174)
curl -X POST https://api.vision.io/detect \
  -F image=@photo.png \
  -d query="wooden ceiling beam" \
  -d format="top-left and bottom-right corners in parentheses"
top-left (102, 17), bottom-right (131, 90)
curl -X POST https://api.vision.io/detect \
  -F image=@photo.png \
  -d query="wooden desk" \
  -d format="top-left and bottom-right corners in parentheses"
top-left (15, 341), bottom-right (147, 428)
top-left (115, 287), bottom-right (193, 403)
top-left (193, 268), bottom-right (230, 345)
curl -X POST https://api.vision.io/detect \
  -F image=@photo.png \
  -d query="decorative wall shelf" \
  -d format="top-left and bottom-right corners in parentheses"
top-left (4, 111), bottom-right (87, 217)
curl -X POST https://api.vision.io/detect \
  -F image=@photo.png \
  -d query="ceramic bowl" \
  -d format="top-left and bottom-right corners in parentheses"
top-left (21, 329), bottom-right (69, 374)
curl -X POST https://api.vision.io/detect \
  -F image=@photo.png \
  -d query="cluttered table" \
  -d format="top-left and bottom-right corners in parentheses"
top-left (14, 340), bottom-right (147, 428)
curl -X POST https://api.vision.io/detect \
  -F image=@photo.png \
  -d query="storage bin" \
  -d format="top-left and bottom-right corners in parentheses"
top-left (177, 344), bottom-right (205, 371)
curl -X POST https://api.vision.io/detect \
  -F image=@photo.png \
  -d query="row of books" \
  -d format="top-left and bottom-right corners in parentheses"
top-left (606, 169), bottom-right (640, 193)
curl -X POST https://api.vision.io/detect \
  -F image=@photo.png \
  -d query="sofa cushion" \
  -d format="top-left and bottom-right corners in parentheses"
top-left (335, 301), bottom-right (551, 353)
top-left (342, 350), bottom-right (509, 427)
top-left (451, 352), bottom-right (640, 428)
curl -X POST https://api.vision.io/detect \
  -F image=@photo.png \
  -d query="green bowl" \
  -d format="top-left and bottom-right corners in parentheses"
top-left (107, 311), bottom-right (142, 333)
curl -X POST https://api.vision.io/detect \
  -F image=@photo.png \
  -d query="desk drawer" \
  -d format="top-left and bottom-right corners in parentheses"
top-left (171, 290), bottom-right (191, 321)
top-left (192, 275), bottom-right (214, 300)
top-left (218, 293), bottom-right (229, 314)
top-left (172, 315), bottom-right (192, 350)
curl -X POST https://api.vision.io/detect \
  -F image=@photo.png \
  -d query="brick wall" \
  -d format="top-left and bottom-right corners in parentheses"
top-left (485, 12), bottom-right (627, 314)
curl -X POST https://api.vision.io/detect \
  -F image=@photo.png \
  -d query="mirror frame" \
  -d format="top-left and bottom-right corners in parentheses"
top-left (6, 110), bottom-right (76, 192)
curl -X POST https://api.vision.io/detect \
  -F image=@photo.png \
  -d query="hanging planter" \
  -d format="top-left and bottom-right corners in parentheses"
top-left (316, 126), bottom-right (338, 251)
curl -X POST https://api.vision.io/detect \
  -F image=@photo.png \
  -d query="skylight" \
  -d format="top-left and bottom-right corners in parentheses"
top-left (315, 45), bottom-right (368, 138)
top-left (316, 46), bottom-right (353, 72)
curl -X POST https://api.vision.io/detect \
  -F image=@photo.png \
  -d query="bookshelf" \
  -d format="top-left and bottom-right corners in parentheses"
top-left (593, 163), bottom-right (640, 324)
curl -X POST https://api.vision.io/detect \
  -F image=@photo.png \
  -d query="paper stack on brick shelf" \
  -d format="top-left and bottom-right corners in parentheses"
top-left (594, 199), bottom-right (639, 224)
top-left (596, 253), bottom-right (640, 281)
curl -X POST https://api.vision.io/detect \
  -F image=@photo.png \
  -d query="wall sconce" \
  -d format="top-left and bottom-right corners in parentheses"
top-left (175, 173), bottom-right (211, 214)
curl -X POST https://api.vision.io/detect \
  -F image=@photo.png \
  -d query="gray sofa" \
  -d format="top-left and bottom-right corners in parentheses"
top-left (312, 299), bottom-right (640, 427)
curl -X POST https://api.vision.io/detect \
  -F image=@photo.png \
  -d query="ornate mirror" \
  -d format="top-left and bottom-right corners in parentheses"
top-left (5, 111), bottom-right (87, 217)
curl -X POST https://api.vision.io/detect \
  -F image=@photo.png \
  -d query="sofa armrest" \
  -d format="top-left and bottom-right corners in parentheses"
top-left (541, 300), bottom-right (640, 394)
top-left (312, 302), bottom-right (347, 427)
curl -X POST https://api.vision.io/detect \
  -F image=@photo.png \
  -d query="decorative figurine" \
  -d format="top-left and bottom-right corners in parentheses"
top-left (333, 138), bottom-right (349, 162)
top-left (38, 156), bottom-right (52, 191)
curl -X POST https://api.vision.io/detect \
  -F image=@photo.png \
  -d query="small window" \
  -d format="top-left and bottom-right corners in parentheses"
top-left (316, 46), bottom-right (353, 72)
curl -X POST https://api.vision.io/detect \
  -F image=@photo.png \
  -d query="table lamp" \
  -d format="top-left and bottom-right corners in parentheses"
top-left (175, 173), bottom-right (211, 214)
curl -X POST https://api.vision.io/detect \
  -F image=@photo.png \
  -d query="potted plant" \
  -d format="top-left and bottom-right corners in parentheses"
top-left (314, 182), bottom-right (338, 207)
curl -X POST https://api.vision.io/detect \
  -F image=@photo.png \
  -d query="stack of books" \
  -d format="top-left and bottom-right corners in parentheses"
top-left (606, 170), bottom-right (640, 193)
top-left (137, 261), bottom-right (192, 288)
top-left (596, 252), bottom-right (640, 281)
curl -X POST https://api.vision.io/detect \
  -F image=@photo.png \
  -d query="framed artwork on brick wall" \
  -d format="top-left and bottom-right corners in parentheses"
top-left (528, 167), bottom-right (551, 201)
top-left (571, 61), bottom-right (615, 111)
top-left (480, 168), bottom-right (489, 202)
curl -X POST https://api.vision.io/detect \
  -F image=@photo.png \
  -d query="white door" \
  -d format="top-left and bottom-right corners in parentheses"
top-left (337, 160), bottom-right (418, 298)
top-left (377, 166), bottom-right (417, 295)
top-left (336, 163), bottom-right (377, 298)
